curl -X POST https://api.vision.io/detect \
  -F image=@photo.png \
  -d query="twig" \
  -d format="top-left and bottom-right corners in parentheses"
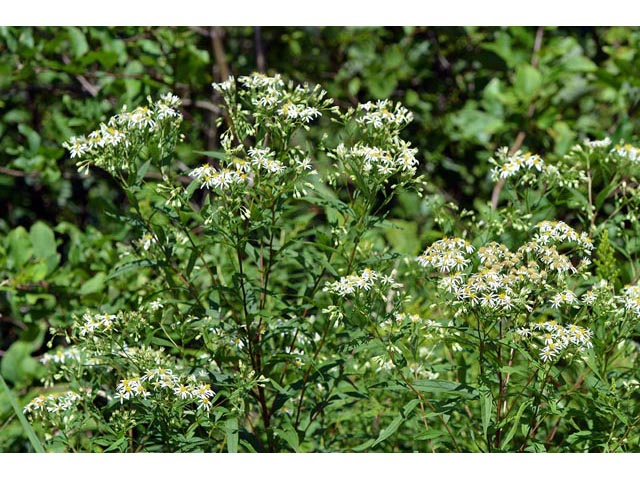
top-left (180, 98), bottom-right (221, 115)
top-left (61, 54), bottom-right (100, 97)
top-left (210, 27), bottom-right (230, 81)
top-left (0, 166), bottom-right (28, 177)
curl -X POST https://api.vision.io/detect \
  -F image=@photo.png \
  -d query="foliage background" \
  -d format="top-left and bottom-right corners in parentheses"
top-left (1, 26), bottom-right (640, 452)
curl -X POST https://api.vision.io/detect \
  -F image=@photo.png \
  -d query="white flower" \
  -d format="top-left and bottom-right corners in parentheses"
top-left (173, 384), bottom-right (192, 400)
top-left (63, 136), bottom-right (89, 158)
top-left (140, 233), bottom-right (155, 251)
top-left (198, 396), bottom-right (213, 412)
top-left (116, 378), bottom-right (141, 403)
top-left (193, 383), bottom-right (215, 400)
top-left (149, 300), bottom-right (163, 311)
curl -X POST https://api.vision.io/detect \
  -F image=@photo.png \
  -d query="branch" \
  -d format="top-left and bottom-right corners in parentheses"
top-left (62, 54), bottom-right (100, 97)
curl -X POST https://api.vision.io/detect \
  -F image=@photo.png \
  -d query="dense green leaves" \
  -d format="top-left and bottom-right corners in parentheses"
top-left (2, 26), bottom-right (640, 453)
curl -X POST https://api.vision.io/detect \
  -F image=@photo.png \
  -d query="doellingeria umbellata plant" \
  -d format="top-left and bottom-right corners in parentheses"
top-left (22, 74), bottom-right (639, 452)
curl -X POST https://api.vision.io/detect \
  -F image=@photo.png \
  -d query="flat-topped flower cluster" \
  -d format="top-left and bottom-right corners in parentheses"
top-left (65, 93), bottom-right (183, 176)
top-left (115, 369), bottom-right (216, 413)
top-left (331, 99), bottom-right (419, 185)
top-left (516, 320), bottom-right (593, 362)
top-left (24, 390), bottom-right (84, 420)
top-left (490, 147), bottom-right (559, 181)
top-left (417, 220), bottom-right (596, 363)
top-left (324, 268), bottom-right (401, 298)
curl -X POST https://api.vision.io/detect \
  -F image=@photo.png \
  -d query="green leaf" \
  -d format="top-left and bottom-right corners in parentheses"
top-left (0, 374), bottom-right (44, 452)
top-left (410, 379), bottom-right (478, 399)
top-left (563, 56), bottom-right (597, 73)
top-left (29, 222), bottom-right (56, 259)
top-left (370, 399), bottom-right (420, 448)
top-left (514, 64), bottom-right (542, 102)
top-left (7, 227), bottom-right (32, 268)
top-left (480, 386), bottom-right (493, 440)
top-left (274, 424), bottom-right (300, 452)
top-left (448, 107), bottom-right (504, 144)
top-left (224, 417), bottom-right (239, 453)
top-left (501, 400), bottom-right (530, 449)
top-left (0, 340), bottom-right (42, 385)
top-left (66, 27), bottom-right (89, 58)
top-left (79, 272), bottom-right (106, 295)
top-left (186, 248), bottom-right (199, 277)
top-left (18, 124), bottom-right (41, 152)
top-left (108, 259), bottom-right (157, 280)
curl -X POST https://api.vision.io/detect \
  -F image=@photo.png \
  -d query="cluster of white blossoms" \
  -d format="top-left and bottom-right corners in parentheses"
top-left (355, 100), bottom-right (413, 130)
top-left (416, 237), bottom-right (475, 273)
top-left (489, 147), bottom-right (559, 181)
top-left (533, 220), bottom-right (594, 252)
top-left (189, 145), bottom-right (312, 192)
top-left (115, 368), bottom-right (216, 412)
top-left (335, 141), bottom-right (419, 177)
top-left (75, 312), bottom-right (118, 337)
top-left (189, 163), bottom-right (249, 190)
top-left (619, 284), bottom-right (640, 317)
top-left (23, 390), bottom-right (83, 419)
top-left (329, 99), bottom-right (419, 186)
top-left (277, 100), bottom-right (321, 122)
top-left (216, 73), bottom-right (328, 128)
top-left (516, 321), bottom-right (593, 362)
top-left (65, 93), bottom-right (182, 175)
top-left (611, 143), bottom-right (640, 163)
top-left (324, 268), bottom-right (401, 297)
top-left (418, 221), bottom-right (593, 315)
top-left (40, 347), bottom-right (82, 365)
top-left (549, 290), bottom-right (579, 309)
top-left (584, 137), bottom-right (612, 149)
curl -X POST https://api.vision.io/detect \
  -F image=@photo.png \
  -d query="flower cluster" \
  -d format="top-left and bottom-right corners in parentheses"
top-left (416, 237), bottom-right (475, 273)
top-left (620, 284), bottom-right (640, 317)
top-left (75, 312), bottom-right (118, 337)
top-left (583, 137), bottom-right (612, 149)
top-left (355, 100), bottom-right (413, 130)
top-left (550, 290), bottom-right (579, 309)
top-left (65, 93), bottom-right (182, 176)
top-left (215, 73), bottom-right (331, 130)
top-left (534, 220), bottom-right (594, 253)
top-left (489, 147), bottom-right (559, 181)
top-left (115, 368), bottom-right (216, 413)
top-left (328, 99), bottom-right (419, 189)
top-left (193, 74), bottom-right (332, 196)
top-left (611, 143), bottom-right (640, 163)
top-left (189, 163), bottom-right (248, 190)
top-left (139, 233), bottom-right (156, 251)
top-left (517, 321), bottom-right (593, 362)
top-left (335, 141), bottom-right (419, 177)
top-left (324, 268), bottom-right (401, 297)
top-left (40, 347), bottom-right (82, 366)
top-left (418, 221), bottom-right (593, 314)
top-left (189, 146), bottom-right (313, 193)
top-left (23, 391), bottom-right (83, 419)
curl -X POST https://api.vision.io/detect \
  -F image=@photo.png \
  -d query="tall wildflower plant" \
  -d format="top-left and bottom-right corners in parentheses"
top-left (411, 141), bottom-right (639, 452)
top-left (23, 75), bottom-right (639, 452)
top-left (29, 74), bottom-right (429, 452)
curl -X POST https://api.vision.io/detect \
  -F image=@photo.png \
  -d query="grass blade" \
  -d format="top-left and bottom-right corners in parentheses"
top-left (0, 373), bottom-right (44, 453)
